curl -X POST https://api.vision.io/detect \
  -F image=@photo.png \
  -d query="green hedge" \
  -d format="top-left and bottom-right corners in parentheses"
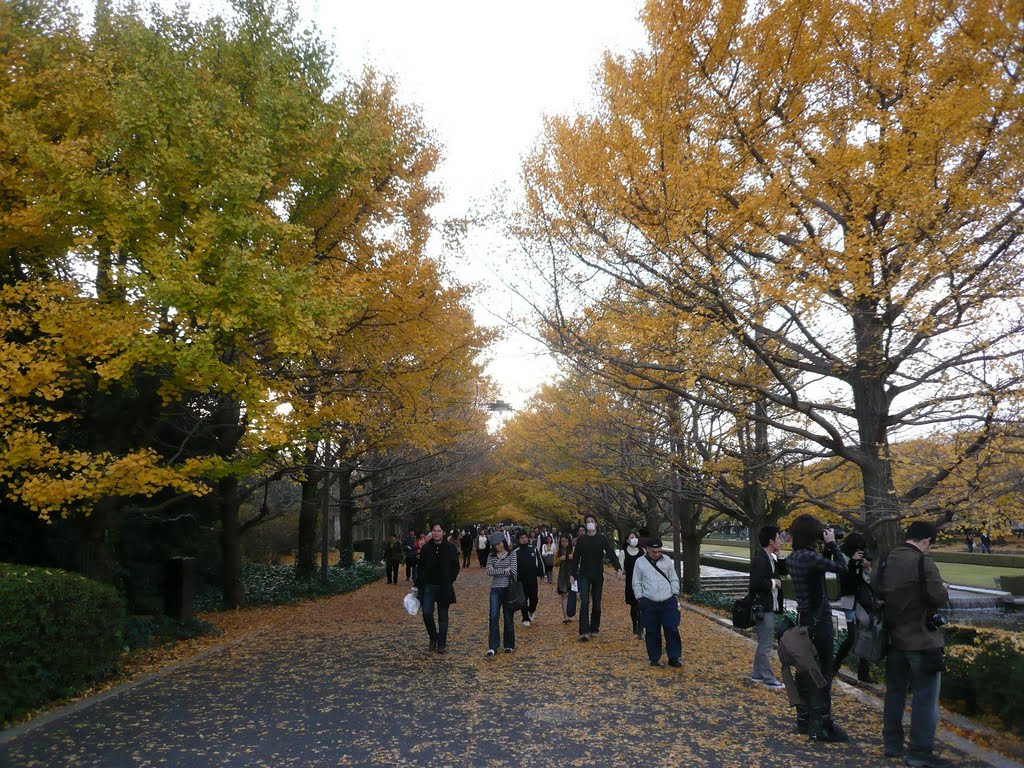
top-left (0, 564), bottom-right (124, 724)
top-left (943, 625), bottom-right (1024, 735)
top-left (930, 551), bottom-right (1024, 568)
top-left (998, 575), bottom-right (1024, 595)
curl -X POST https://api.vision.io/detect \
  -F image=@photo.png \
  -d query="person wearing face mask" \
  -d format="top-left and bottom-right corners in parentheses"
top-left (571, 515), bottom-right (624, 641)
top-left (621, 531), bottom-right (645, 639)
top-left (631, 539), bottom-right (682, 667)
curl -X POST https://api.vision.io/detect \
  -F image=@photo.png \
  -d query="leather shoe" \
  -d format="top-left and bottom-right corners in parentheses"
top-left (904, 756), bottom-right (952, 768)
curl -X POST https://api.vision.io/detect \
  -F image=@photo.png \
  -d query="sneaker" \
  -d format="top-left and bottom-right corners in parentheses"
top-left (579, 635), bottom-right (589, 642)
top-left (884, 749), bottom-right (904, 758)
top-left (522, 620), bottom-right (531, 627)
top-left (650, 660), bottom-right (662, 667)
top-left (750, 675), bottom-right (764, 682)
top-left (762, 679), bottom-right (785, 689)
top-left (486, 649), bottom-right (496, 657)
top-left (668, 658), bottom-right (682, 668)
top-left (504, 647), bottom-right (515, 653)
top-left (529, 613), bottom-right (535, 621)
top-left (589, 630), bottom-right (599, 637)
top-left (436, 646), bottom-right (447, 654)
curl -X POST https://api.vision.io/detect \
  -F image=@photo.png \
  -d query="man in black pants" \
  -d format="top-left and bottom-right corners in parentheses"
top-left (571, 514), bottom-right (623, 641)
top-left (415, 523), bottom-right (460, 654)
top-left (514, 530), bottom-right (545, 626)
top-left (460, 526), bottom-right (475, 568)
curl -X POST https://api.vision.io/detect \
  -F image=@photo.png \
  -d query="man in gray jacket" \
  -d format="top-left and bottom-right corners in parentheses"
top-left (877, 521), bottom-right (950, 768)
top-left (632, 539), bottom-right (681, 667)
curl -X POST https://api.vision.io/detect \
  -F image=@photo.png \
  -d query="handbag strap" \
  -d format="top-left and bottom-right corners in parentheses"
top-left (643, 555), bottom-right (673, 586)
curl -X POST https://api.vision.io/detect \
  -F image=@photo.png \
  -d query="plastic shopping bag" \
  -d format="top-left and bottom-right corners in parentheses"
top-left (403, 590), bottom-right (421, 616)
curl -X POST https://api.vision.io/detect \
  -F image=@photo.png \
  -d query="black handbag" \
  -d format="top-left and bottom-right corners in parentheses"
top-left (732, 593), bottom-right (756, 629)
top-left (505, 578), bottom-right (526, 611)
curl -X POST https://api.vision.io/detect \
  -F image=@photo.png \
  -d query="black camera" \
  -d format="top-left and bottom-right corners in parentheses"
top-left (926, 613), bottom-right (947, 631)
top-left (752, 605), bottom-right (765, 622)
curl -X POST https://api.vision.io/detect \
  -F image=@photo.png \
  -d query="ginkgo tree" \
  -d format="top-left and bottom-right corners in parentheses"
top-left (0, 0), bottom-right (494, 607)
top-left (516, 0), bottom-right (1024, 552)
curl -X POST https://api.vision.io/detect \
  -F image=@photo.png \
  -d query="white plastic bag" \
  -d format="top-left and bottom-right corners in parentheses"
top-left (403, 590), bottom-right (421, 616)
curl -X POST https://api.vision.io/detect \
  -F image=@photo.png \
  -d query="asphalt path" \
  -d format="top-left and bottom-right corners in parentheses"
top-left (0, 566), bottom-right (1000, 768)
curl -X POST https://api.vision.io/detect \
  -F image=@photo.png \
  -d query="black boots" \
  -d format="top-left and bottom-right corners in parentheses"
top-left (795, 706), bottom-right (809, 735)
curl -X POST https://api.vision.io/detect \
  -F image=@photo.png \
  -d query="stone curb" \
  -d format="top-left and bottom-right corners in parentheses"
top-left (0, 629), bottom-right (263, 747)
top-left (680, 601), bottom-right (1023, 768)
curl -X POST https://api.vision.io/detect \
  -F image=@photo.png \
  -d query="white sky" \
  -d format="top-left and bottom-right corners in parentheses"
top-left (298, 0), bottom-right (650, 408)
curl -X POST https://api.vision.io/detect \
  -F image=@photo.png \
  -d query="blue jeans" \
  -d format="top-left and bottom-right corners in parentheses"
top-left (883, 647), bottom-right (942, 759)
top-left (577, 574), bottom-right (604, 636)
top-left (489, 587), bottom-right (516, 651)
top-left (639, 597), bottom-right (681, 663)
top-left (420, 584), bottom-right (449, 648)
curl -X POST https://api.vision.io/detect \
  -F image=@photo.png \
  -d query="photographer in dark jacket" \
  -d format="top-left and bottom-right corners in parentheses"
top-left (748, 525), bottom-right (787, 689)
top-left (832, 532), bottom-right (874, 683)
top-left (415, 523), bottom-right (460, 654)
top-left (876, 521), bottom-right (950, 768)
top-left (787, 514), bottom-right (849, 742)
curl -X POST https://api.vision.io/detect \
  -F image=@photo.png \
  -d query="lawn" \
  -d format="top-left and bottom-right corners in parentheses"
top-left (699, 543), bottom-right (1021, 590)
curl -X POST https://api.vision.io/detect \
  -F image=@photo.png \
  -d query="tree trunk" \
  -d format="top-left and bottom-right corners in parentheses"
top-left (81, 498), bottom-right (118, 584)
top-left (219, 474), bottom-right (243, 608)
top-left (849, 321), bottom-right (902, 556)
top-left (679, 500), bottom-right (702, 595)
top-left (296, 470), bottom-right (320, 581)
top-left (335, 466), bottom-right (355, 568)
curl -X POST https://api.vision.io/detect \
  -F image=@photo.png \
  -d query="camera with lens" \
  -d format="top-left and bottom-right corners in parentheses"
top-left (752, 604), bottom-right (765, 622)
top-left (926, 613), bottom-right (947, 631)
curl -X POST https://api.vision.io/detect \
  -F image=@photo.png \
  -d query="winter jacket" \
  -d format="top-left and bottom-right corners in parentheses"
top-left (876, 543), bottom-right (947, 651)
top-left (632, 555), bottom-right (679, 603)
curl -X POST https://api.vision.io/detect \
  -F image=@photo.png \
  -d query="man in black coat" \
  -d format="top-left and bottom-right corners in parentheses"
top-left (514, 530), bottom-right (546, 626)
top-left (748, 525), bottom-right (787, 689)
top-left (415, 523), bottom-right (460, 654)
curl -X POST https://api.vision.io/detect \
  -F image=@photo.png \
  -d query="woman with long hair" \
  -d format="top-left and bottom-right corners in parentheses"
top-left (833, 532), bottom-right (874, 682)
top-left (554, 534), bottom-right (575, 623)
top-left (787, 514), bottom-right (849, 743)
top-left (622, 530), bottom-right (645, 639)
top-left (485, 533), bottom-right (518, 656)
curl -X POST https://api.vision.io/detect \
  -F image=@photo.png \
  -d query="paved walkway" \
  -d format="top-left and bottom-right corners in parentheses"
top-left (0, 567), bottom-right (1004, 768)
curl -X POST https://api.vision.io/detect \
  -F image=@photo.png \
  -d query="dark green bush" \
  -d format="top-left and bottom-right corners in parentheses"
top-left (122, 614), bottom-right (217, 651)
top-left (943, 625), bottom-right (1024, 735)
top-left (194, 559), bottom-right (384, 611)
top-left (687, 590), bottom-right (735, 612)
top-left (0, 563), bottom-right (124, 724)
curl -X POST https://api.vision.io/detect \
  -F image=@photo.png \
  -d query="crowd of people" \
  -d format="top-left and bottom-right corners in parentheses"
top-left (392, 514), bottom-right (952, 768)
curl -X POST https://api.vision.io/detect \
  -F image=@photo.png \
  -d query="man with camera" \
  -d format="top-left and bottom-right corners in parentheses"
top-left (748, 525), bottom-right (786, 689)
top-left (876, 521), bottom-right (950, 768)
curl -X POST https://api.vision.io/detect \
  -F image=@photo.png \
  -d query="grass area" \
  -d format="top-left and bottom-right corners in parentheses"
top-left (699, 543), bottom-right (1022, 589)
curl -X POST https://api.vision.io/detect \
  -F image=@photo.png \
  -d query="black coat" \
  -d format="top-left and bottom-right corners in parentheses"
top-left (415, 539), bottom-right (460, 606)
top-left (749, 548), bottom-right (786, 613)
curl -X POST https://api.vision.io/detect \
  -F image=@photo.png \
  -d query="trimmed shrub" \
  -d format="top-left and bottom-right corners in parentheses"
top-left (930, 551), bottom-right (1024, 568)
top-left (942, 625), bottom-right (1024, 735)
top-left (0, 563), bottom-right (124, 724)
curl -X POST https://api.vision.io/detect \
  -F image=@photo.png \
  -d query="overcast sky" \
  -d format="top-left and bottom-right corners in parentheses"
top-left (300, 0), bottom-right (649, 408)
